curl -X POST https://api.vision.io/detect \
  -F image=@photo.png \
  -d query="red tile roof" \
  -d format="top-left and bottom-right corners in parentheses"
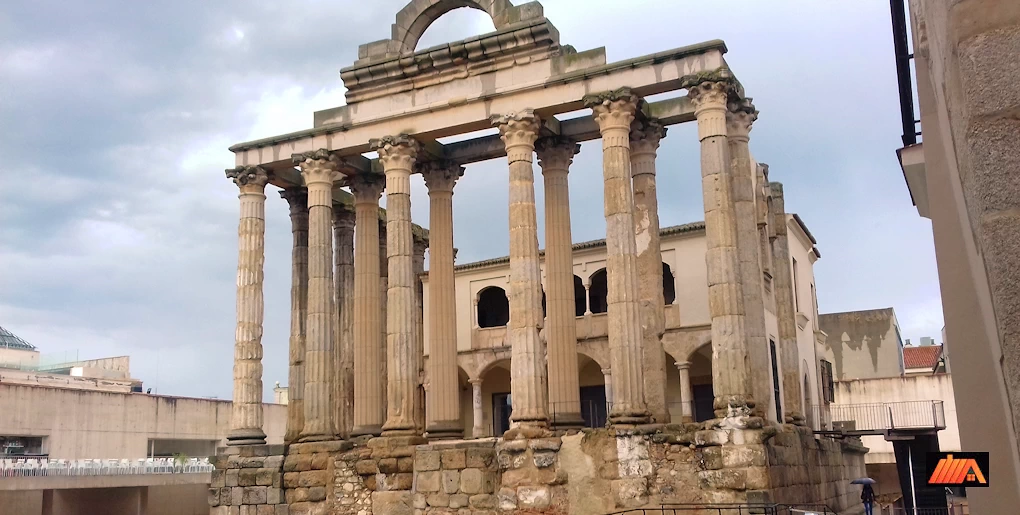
top-left (904, 345), bottom-right (943, 370)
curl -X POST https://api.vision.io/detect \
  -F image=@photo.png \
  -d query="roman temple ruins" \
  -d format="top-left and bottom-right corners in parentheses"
top-left (212, 1), bottom-right (867, 513)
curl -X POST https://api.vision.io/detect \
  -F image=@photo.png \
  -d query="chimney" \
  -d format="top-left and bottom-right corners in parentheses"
top-left (920, 336), bottom-right (934, 346)
top-left (905, 338), bottom-right (911, 346)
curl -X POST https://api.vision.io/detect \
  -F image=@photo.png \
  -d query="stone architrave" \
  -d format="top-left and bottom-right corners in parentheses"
top-left (770, 182), bottom-right (805, 424)
top-left (412, 234), bottom-right (428, 435)
top-left (280, 188), bottom-right (309, 444)
top-left (293, 149), bottom-right (344, 442)
top-left (727, 98), bottom-right (773, 421)
top-left (225, 165), bottom-right (272, 446)
top-left (490, 110), bottom-right (549, 433)
top-left (420, 160), bottom-right (465, 439)
top-left (688, 80), bottom-right (756, 422)
top-left (372, 134), bottom-right (421, 437)
top-left (333, 203), bottom-right (356, 438)
top-left (350, 173), bottom-right (386, 437)
top-left (584, 88), bottom-right (651, 426)
top-left (535, 136), bottom-right (584, 429)
top-left (630, 119), bottom-right (670, 424)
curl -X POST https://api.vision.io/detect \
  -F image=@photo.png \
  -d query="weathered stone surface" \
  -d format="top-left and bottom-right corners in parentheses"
top-left (449, 493), bottom-right (469, 509)
top-left (465, 448), bottom-right (494, 469)
top-left (415, 450), bottom-right (441, 471)
top-left (441, 470), bottom-right (460, 494)
top-left (533, 451), bottom-right (556, 468)
top-left (516, 486), bottom-right (551, 509)
top-left (427, 492), bottom-right (450, 507)
top-left (298, 470), bottom-right (329, 487)
top-left (497, 488), bottom-right (517, 510)
top-left (231, 487), bottom-right (243, 506)
top-left (226, 469), bottom-right (240, 487)
top-left (379, 458), bottom-right (399, 473)
top-left (284, 454), bottom-right (312, 472)
top-left (379, 472), bottom-right (414, 491)
top-left (416, 471), bottom-right (440, 492)
top-left (441, 449), bottom-right (466, 469)
top-left (373, 491), bottom-right (413, 515)
top-left (256, 469), bottom-right (275, 486)
top-left (398, 457), bottom-right (415, 472)
top-left (242, 486), bottom-right (268, 504)
top-left (459, 468), bottom-right (494, 494)
top-left (356, 459), bottom-right (379, 475)
top-left (469, 493), bottom-right (497, 509)
top-left (239, 469), bottom-right (258, 486)
top-left (267, 487), bottom-right (282, 505)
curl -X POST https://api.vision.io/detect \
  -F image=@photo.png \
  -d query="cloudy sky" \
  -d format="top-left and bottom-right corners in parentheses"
top-left (0, 0), bottom-right (941, 401)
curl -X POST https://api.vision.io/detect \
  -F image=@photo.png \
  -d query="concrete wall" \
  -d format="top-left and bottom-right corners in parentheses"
top-left (0, 384), bottom-right (286, 459)
top-left (0, 369), bottom-right (137, 393)
top-left (0, 347), bottom-right (39, 368)
top-left (818, 308), bottom-right (904, 381)
top-left (0, 484), bottom-right (209, 515)
top-left (905, 0), bottom-right (1020, 510)
top-left (833, 374), bottom-right (960, 463)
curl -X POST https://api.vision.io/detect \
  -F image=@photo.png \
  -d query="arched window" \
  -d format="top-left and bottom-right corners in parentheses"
top-left (589, 269), bottom-right (608, 314)
top-left (477, 287), bottom-right (509, 328)
top-left (662, 262), bottom-right (676, 305)
top-left (573, 275), bottom-right (586, 316)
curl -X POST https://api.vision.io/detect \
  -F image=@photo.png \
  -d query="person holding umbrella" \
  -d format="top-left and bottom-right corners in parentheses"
top-left (851, 477), bottom-right (877, 515)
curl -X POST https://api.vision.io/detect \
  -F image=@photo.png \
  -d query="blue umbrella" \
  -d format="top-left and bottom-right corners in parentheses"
top-left (851, 477), bottom-right (877, 485)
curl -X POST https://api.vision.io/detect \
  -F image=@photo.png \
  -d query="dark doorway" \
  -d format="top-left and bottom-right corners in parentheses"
top-left (478, 287), bottom-right (509, 328)
top-left (573, 275), bottom-right (586, 316)
top-left (589, 269), bottom-right (608, 314)
top-left (693, 384), bottom-right (715, 422)
top-left (492, 392), bottom-right (512, 435)
top-left (662, 262), bottom-right (676, 304)
top-left (770, 339), bottom-right (783, 422)
top-left (579, 386), bottom-right (607, 428)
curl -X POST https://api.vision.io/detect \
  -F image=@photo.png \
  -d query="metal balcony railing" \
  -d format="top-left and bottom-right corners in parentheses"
top-left (813, 401), bottom-right (946, 434)
top-left (0, 457), bottom-right (214, 477)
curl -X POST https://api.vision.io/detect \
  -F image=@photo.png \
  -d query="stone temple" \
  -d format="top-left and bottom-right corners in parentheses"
top-left (212, 1), bottom-right (868, 513)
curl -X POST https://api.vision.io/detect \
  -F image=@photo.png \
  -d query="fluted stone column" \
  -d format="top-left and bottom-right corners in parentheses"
top-left (630, 119), bottom-right (669, 424)
top-left (491, 110), bottom-right (549, 432)
top-left (379, 220), bottom-right (389, 419)
top-left (675, 361), bottom-right (694, 422)
top-left (293, 149), bottom-right (343, 442)
top-left (726, 98), bottom-right (772, 421)
top-left (771, 183), bottom-right (805, 424)
top-left (584, 88), bottom-right (650, 425)
top-left (372, 135), bottom-right (420, 437)
top-left (351, 174), bottom-right (386, 437)
top-left (535, 137), bottom-right (584, 429)
top-left (281, 188), bottom-right (309, 444)
top-left (334, 203), bottom-right (356, 438)
top-left (412, 235), bottom-right (428, 435)
top-left (225, 165), bottom-right (271, 446)
top-left (470, 379), bottom-right (485, 438)
top-left (421, 161), bottom-right (464, 439)
top-left (688, 80), bottom-right (755, 421)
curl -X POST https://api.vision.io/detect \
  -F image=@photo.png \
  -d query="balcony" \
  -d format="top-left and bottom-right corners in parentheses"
top-left (814, 400), bottom-right (946, 436)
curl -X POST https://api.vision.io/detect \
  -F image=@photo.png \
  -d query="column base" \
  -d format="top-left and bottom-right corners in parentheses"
top-left (352, 424), bottom-right (384, 438)
top-left (296, 433), bottom-right (338, 443)
top-left (426, 421), bottom-right (465, 440)
top-left (503, 424), bottom-right (551, 441)
top-left (608, 411), bottom-right (653, 427)
top-left (226, 428), bottom-right (267, 446)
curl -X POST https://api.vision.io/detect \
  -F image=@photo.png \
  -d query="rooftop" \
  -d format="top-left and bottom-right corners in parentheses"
top-left (903, 345), bottom-right (943, 370)
top-left (0, 325), bottom-right (36, 351)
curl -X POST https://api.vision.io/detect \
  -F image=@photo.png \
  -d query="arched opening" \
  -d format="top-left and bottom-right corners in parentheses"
top-left (803, 372), bottom-right (814, 430)
top-left (573, 275), bottom-right (586, 316)
top-left (415, 6), bottom-right (497, 50)
top-left (477, 287), bottom-right (509, 328)
top-left (588, 268), bottom-right (608, 314)
top-left (688, 343), bottom-right (714, 422)
top-left (478, 359), bottom-right (512, 436)
top-left (577, 353), bottom-right (608, 428)
top-left (662, 262), bottom-right (676, 305)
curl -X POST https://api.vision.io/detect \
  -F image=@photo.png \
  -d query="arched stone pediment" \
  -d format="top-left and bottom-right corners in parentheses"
top-left (358, 0), bottom-right (545, 60)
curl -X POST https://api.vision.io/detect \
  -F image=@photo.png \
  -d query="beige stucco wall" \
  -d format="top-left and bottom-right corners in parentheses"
top-left (423, 212), bottom-right (824, 430)
top-left (833, 374), bottom-right (960, 464)
top-left (818, 308), bottom-right (905, 381)
top-left (0, 347), bottom-right (39, 368)
top-left (0, 384), bottom-right (286, 459)
top-left (904, 0), bottom-right (1020, 509)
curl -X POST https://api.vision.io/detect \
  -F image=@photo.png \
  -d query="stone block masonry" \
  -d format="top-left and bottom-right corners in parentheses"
top-left (210, 444), bottom-right (288, 515)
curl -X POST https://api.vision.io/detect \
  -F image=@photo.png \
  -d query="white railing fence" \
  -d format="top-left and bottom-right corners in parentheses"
top-left (0, 457), bottom-right (214, 477)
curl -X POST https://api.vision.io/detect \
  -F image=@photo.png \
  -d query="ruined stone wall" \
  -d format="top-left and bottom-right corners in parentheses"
top-left (764, 426), bottom-right (868, 513)
top-left (210, 444), bottom-right (287, 515)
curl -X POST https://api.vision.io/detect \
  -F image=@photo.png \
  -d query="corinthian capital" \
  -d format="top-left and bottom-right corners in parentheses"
top-left (491, 110), bottom-right (541, 149)
top-left (584, 88), bottom-right (641, 133)
top-left (629, 119), bottom-right (667, 155)
top-left (687, 81), bottom-right (732, 113)
top-left (419, 160), bottom-right (464, 194)
top-left (726, 97), bottom-right (758, 140)
top-left (535, 136), bottom-right (580, 172)
top-left (292, 149), bottom-right (344, 186)
top-left (279, 188), bottom-right (308, 217)
top-left (226, 165), bottom-right (272, 192)
top-left (370, 134), bottom-right (419, 172)
top-left (349, 173), bottom-right (385, 204)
